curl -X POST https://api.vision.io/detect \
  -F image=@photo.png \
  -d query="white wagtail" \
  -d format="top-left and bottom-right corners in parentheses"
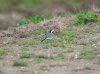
top-left (41, 30), bottom-right (54, 42)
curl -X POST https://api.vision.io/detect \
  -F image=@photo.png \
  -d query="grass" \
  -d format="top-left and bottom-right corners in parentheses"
top-left (16, 11), bottom-right (100, 28)
top-left (0, 0), bottom-right (84, 12)
top-left (74, 11), bottom-right (100, 25)
top-left (84, 28), bottom-right (97, 35)
top-left (79, 41), bottom-right (88, 46)
top-left (42, 39), bottom-right (66, 48)
top-left (34, 54), bottom-right (53, 59)
top-left (67, 48), bottom-right (74, 53)
top-left (83, 66), bottom-right (94, 70)
top-left (15, 12), bottom-right (99, 49)
top-left (57, 12), bottom-right (72, 17)
top-left (19, 52), bottom-right (53, 59)
top-left (20, 47), bottom-right (29, 51)
top-left (15, 39), bottom-right (40, 47)
top-left (32, 29), bottom-right (47, 38)
top-left (0, 0), bottom-right (45, 11)
top-left (17, 15), bottom-right (52, 27)
top-left (19, 52), bottom-right (65, 60)
top-left (16, 18), bottom-right (30, 27)
top-left (42, 43), bottom-right (51, 49)
top-left (29, 15), bottom-right (52, 24)
top-left (12, 60), bottom-right (28, 67)
top-left (17, 11), bottom-right (100, 27)
top-left (0, 48), bottom-right (10, 59)
top-left (79, 40), bottom-right (96, 46)
top-left (15, 29), bottom-right (78, 48)
top-left (42, 29), bottom-right (78, 47)
top-left (78, 50), bottom-right (100, 59)
top-left (19, 52), bottom-right (34, 58)
top-left (25, 39), bottom-right (40, 46)
top-left (54, 53), bottom-right (65, 60)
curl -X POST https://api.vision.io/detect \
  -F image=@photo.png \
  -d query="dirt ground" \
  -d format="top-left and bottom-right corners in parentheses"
top-left (0, 16), bottom-right (100, 74)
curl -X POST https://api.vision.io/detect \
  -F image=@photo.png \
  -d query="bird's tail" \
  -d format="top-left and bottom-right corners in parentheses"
top-left (41, 37), bottom-right (46, 42)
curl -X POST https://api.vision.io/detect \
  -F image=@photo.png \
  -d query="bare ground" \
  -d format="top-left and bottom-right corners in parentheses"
top-left (0, 17), bottom-right (100, 74)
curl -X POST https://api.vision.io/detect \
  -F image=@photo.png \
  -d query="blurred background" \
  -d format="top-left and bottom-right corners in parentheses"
top-left (0, 0), bottom-right (100, 30)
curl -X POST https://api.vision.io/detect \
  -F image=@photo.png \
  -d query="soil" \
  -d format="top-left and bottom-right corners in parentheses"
top-left (0, 16), bottom-right (100, 74)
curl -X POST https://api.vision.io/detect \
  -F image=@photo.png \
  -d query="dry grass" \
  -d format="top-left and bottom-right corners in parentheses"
top-left (0, 14), bottom-right (100, 74)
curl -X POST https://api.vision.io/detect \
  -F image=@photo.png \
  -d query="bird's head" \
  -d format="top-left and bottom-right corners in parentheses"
top-left (49, 30), bottom-right (54, 33)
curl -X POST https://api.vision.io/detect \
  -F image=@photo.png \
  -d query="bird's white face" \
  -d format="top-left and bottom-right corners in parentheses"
top-left (51, 30), bottom-right (54, 33)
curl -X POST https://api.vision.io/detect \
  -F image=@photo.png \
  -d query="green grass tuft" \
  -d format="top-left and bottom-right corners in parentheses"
top-left (78, 50), bottom-right (100, 59)
top-left (13, 60), bottom-right (28, 67)
top-left (80, 41), bottom-right (89, 46)
top-left (0, 48), bottom-right (10, 59)
top-left (74, 11), bottom-right (100, 25)
top-left (34, 54), bottom-right (53, 59)
top-left (83, 66), bottom-right (94, 70)
top-left (17, 18), bottom-right (30, 27)
top-left (20, 47), bottom-right (29, 51)
top-left (19, 53), bottom-right (66, 60)
top-left (29, 15), bottom-right (52, 24)
top-left (80, 40), bottom-right (96, 46)
top-left (84, 28), bottom-right (96, 34)
top-left (19, 52), bottom-right (34, 58)
top-left (19, 53), bottom-right (54, 59)
top-left (17, 15), bottom-right (52, 27)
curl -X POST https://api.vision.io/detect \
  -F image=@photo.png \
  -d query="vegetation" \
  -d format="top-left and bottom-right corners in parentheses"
top-left (84, 28), bottom-right (97, 35)
top-left (33, 54), bottom-right (53, 59)
top-left (74, 11), bottom-right (100, 25)
top-left (17, 15), bottom-right (52, 27)
top-left (79, 40), bottom-right (96, 46)
top-left (0, 12), bottom-right (100, 74)
top-left (18, 52), bottom-right (66, 60)
top-left (15, 11), bottom-right (100, 48)
top-left (29, 15), bottom-right (52, 24)
top-left (19, 53), bottom-right (54, 59)
top-left (83, 66), bottom-right (94, 70)
top-left (0, 0), bottom-right (100, 73)
top-left (55, 53), bottom-right (65, 60)
top-left (42, 29), bottom-right (78, 47)
top-left (78, 50), bottom-right (100, 59)
top-left (16, 18), bottom-right (30, 27)
top-left (67, 48), bottom-right (74, 53)
top-left (19, 52), bottom-right (34, 58)
top-left (16, 11), bottom-right (100, 27)
top-left (0, 0), bottom-right (89, 12)
top-left (20, 47), bottom-right (29, 51)
top-left (15, 29), bottom-right (78, 48)
top-left (57, 12), bottom-right (72, 17)
top-left (0, 48), bottom-right (10, 59)
top-left (12, 60), bottom-right (28, 67)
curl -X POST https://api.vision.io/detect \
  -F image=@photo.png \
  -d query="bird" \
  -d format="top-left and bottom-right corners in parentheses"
top-left (41, 29), bottom-right (54, 42)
